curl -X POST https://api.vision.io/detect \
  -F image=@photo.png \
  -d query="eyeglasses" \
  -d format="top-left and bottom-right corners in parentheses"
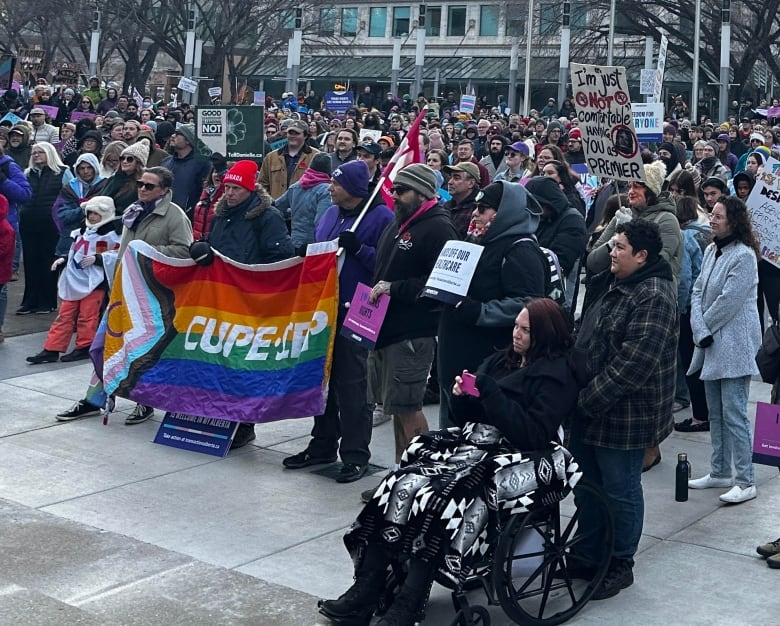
top-left (390, 185), bottom-right (413, 195)
top-left (136, 181), bottom-right (160, 190)
top-left (120, 156), bottom-right (136, 163)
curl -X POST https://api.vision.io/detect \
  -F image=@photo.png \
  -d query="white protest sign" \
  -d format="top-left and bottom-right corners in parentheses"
top-left (422, 241), bottom-right (484, 304)
top-left (177, 76), bottom-right (198, 94)
top-left (745, 157), bottom-right (780, 268)
top-left (207, 86), bottom-right (222, 97)
top-left (653, 35), bottom-right (668, 103)
top-left (359, 129), bottom-right (381, 143)
top-left (631, 102), bottom-right (664, 142)
top-left (460, 95), bottom-right (476, 114)
top-left (570, 63), bottom-right (645, 182)
top-left (640, 69), bottom-right (655, 96)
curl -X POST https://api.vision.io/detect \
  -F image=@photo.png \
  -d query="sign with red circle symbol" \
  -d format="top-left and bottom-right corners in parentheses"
top-left (569, 62), bottom-right (645, 183)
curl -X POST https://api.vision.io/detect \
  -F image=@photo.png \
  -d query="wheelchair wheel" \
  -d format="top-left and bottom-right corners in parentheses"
top-left (450, 605), bottom-right (491, 626)
top-left (492, 481), bottom-right (613, 625)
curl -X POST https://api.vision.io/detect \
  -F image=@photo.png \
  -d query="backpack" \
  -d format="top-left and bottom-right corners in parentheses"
top-left (506, 236), bottom-right (567, 306)
top-left (685, 222), bottom-right (712, 255)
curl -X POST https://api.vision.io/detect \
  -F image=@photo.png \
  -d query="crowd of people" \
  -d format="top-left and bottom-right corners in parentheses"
top-left (0, 78), bottom-right (778, 626)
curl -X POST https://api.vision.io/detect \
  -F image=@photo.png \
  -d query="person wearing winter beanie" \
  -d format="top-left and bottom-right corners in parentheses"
top-left (201, 160), bottom-right (294, 449)
top-left (694, 139), bottom-right (729, 182)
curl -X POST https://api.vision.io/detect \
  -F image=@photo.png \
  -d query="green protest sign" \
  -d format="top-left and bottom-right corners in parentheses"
top-left (195, 106), bottom-right (264, 163)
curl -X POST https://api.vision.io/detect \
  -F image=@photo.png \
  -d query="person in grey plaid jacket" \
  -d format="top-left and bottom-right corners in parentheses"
top-left (569, 218), bottom-right (678, 600)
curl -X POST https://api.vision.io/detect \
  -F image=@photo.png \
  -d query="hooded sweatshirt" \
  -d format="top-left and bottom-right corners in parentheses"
top-left (7, 123), bottom-right (32, 168)
top-left (52, 153), bottom-right (105, 255)
top-left (526, 176), bottom-right (588, 276)
top-left (0, 194), bottom-right (15, 284)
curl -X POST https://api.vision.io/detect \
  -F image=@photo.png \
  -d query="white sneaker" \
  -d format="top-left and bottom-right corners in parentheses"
top-left (688, 474), bottom-right (735, 489)
top-left (372, 404), bottom-right (390, 427)
top-left (719, 485), bottom-right (757, 504)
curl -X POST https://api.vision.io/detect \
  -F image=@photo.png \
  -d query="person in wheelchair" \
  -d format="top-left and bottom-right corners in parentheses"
top-left (319, 298), bottom-right (580, 626)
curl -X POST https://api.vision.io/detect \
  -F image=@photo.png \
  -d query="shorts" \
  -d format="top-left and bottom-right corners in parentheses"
top-left (368, 337), bottom-right (436, 415)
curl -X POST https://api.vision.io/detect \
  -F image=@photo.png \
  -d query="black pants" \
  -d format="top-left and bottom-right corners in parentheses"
top-left (679, 312), bottom-right (709, 422)
top-left (308, 331), bottom-right (372, 465)
top-left (758, 260), bottom-right (780, 332)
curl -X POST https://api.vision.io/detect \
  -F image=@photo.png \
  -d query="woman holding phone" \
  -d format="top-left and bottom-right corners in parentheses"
top-left (319, 298), bottom-right (579, 626)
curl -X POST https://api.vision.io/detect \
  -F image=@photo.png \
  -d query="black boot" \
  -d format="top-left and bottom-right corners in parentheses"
top-left (319, 546), bottom-right (389, 621)
top-left (230, 423), bottom-right (256, 449)
top-left (373, 584), bottom-right (425, 626)
top-left (374, 557), bottom-right (432, 626)
top-left (318, 568), bottom-right (385, 620)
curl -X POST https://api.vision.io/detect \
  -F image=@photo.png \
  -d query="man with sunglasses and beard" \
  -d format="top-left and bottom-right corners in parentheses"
top-left (367, 164), bottom-right (457, 469)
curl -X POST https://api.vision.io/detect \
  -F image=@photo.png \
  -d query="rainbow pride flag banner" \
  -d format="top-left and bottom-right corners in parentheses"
top-left (103, 240), bottom-right (338, 423)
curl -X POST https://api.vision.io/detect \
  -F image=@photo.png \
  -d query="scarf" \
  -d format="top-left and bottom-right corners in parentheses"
top-left (298, 168), bottom-right (331, 190)
top-left (122, 198), bottom-right (159, 231)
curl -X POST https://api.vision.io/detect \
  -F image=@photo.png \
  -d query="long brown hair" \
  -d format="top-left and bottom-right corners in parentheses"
top-left (717, 195), bottom-right (761, 258)
top-left (504, 298), bottom-right (574, 368)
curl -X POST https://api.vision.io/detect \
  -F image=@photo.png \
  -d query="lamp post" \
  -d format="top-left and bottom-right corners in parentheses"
top-left (558, 0), bottom-right (571, 106)
top-left (719, 0), bottom-right (730, 121)
top-left (523, 0), bottom-right (533, 115)
top-left (691, 0), bottom-right (701, 122)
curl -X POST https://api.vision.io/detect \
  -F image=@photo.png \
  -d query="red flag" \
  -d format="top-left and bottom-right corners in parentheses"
top-left (380, 108), bottom-right (428, 209)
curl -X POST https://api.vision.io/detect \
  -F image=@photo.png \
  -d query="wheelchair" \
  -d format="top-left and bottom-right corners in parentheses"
top-left (322, 443), bottom-right (614, 626)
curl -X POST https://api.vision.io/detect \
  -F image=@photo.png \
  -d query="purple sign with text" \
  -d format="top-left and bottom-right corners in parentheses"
top-left (340, 282), bottom-right (389, 349)
top-left (70, 110), bottom-right (96, 122)
top-left (753, 401), bottom-right (780, 467)
top-left (154, 412), bottom-right (238, 457)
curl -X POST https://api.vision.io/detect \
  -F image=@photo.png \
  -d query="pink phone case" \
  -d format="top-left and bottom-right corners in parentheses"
top-left (460, 373), bottom-right (480, 397)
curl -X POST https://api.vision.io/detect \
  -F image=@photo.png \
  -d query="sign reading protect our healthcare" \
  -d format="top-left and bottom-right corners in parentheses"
top-left (196, 106), bottom-right (264, 162)
top-left (745, 156), bottom-right (780, 268)
top-left (570, 63), bottom-right (645, 183)
top-left (422, 240), bottom-right (484, 304)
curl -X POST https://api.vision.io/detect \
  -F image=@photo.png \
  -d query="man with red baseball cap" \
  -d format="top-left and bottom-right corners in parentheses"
top-left (566, 127), bottom-right (586, 165)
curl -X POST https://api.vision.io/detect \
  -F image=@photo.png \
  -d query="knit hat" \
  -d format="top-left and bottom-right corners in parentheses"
top-left (716, 133), bottom-right (730, 144)
top-left (81, 196), bottom-right (117, 228)
top-left (331, 160), bottom-right (370, 198)
top-left (310, 152), bottom-right (333, 175)
top-left (378, 135), bottom-right (395, 147)
top-left (172, 123), bottom-right (196, 146)
top-left (475, 182), bottom-right (503, 210)
top-left (209, 152), bottom-right (228, 174)
top-left (642, 160), bottom-right (667, 196)
top-left (701, 176), bottom-right (728, 193)
top-left (547, 120), bottom-right (563, 133)
top-left (753, 145), bottom-right (772, 164)
top-left (663, 123), bottom-right (677, 136)
top-left (750, 132), bottom-right (765, 143)
top-left (223, 160), bottom-right (258, 192)
top-left (705, 139), bottom-right (720, 154)
top-left (393, 163), bottom-right (439, 200)
top-left (568, 128), bottom-right (582, 141)
top-left (120, 141), bottom-right (149, 166)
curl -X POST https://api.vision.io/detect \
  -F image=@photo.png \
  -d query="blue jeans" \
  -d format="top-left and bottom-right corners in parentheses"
top-left (703, 377), bottom-right (755, 487)
top-left (569, 421), bottom-right (645, 564)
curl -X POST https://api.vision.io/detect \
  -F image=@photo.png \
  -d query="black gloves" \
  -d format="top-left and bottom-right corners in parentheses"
top-left (453, 297), bottom-right (482, 325)
top-left (295, 244), bottom-right (308, 257)
top-left (189, 240), bottom-right (214, 266)
top-left (338, 230), bottom-right (361, 255)
top-left (698, 335), bottom-right (714, 348)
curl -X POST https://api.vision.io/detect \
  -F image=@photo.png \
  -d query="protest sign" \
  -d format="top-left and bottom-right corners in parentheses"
top-left (422, 240), bottom-right (484, 304)
top-left (17, 48), bottom-right (44, 73)
top-left (745, 157), bottom-right (780, 268)
top-left (341, 283), bottom-right (389, 349)
top-left (639, 69), bottom-right (655, 96)
top-left (752, 402), bottom-right (780, 467)
top-left (631, 102), bottom-right (664, 143)
top-left (652, 35), bottom-right (668, 103)
top-left (1, 112), bottom-right (21, 126)
top-left (70, 111), bottom-right (96, 122)
top-left (570, 62), bottom-right (645, 182)
top-left (324, 90), bottom-right (354, 114)
top-left (32, 104), bottom-right (58, 119)
top-left (360, 129), bottom-right (381, 143)
top-left (459, 95), bottom-right (476, 114)
top-left (177, 76), bottom-right (198, 94)
top-left (154, 412), bottom-right (238, 457)
top-left (253, 90), bottom-right (265, 106)
top-left (207, 86), bottom-right (222, 97)
top-left (196, 106), bottom-right (265, 162)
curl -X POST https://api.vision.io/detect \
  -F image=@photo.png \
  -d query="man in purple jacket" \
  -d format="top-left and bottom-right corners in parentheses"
top-left (282, 160), bottom-right (393, 483)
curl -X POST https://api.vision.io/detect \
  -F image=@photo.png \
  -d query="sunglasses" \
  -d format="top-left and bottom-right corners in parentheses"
top-left (120, 156), bottom-right (136, 163)
top-left (390, 185), bottom-right (413, 195)
top-left (136, 181), bottom-right (160, 190)
top-left (504, 150), bottom-right (522, 157)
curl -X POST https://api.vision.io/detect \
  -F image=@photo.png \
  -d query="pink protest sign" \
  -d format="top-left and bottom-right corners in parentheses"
top-left (70, 110), bottom-right (96, 122)
top-left (340, 282), bottom-right (389, 349)
top-left (753, 402), bottom-right (780, 467)
top-left (33, 104), bottom-right (58, 119)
